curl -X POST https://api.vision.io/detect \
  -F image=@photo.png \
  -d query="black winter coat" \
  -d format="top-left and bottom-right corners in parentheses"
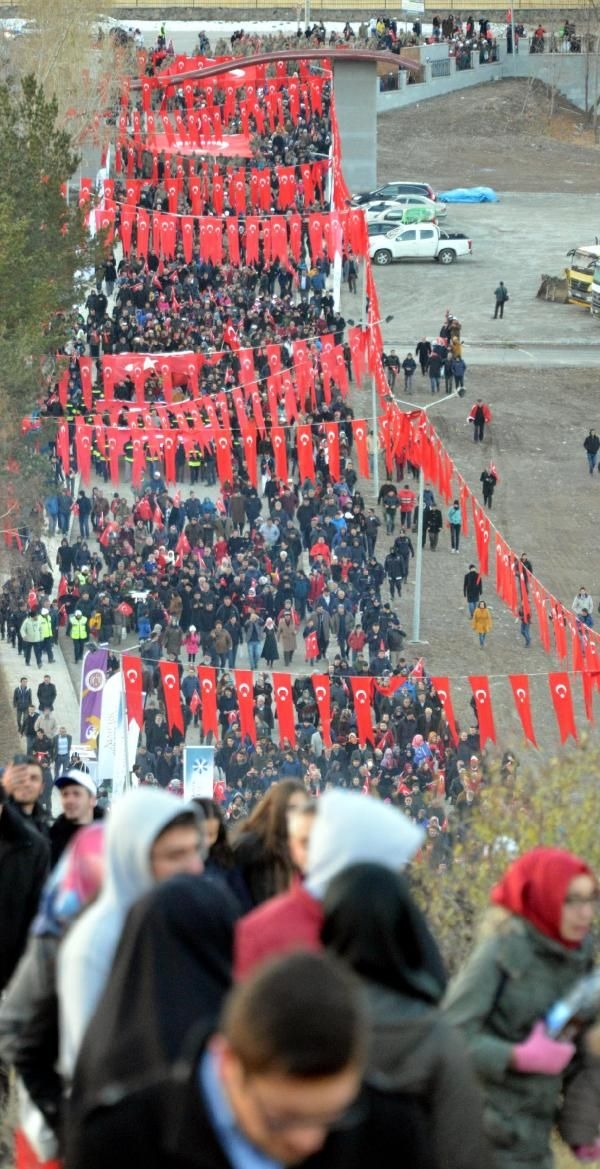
top-left (0, 803), bottom-right (49, 991)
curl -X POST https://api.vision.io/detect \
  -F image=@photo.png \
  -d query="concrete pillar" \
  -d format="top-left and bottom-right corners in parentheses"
top-left (424, 60), bottom-right (433, 82)
top-left (471, 49), bottom-right (481, 69)
top-left (332, 59), bottom-right (378, 194)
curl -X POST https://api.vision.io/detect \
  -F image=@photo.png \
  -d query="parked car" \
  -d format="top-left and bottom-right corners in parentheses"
top-left (369, 224), bottom-right (472, 266)
top-left (352, 181), bottom-right (436, 205)
top-left (366, 196), bottom-right (447, 222)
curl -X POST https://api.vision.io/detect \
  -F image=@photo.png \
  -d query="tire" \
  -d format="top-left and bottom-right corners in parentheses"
top-left (373, 249), bottom-right (393, 266)
top-left (437, 248), bottom-right (456, 265)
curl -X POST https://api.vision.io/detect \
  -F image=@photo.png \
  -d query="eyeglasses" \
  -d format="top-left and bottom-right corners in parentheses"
top-left (564, 894), bottom-right (600, 908)
top-left (244, 1078), bottom-right (366, 1135)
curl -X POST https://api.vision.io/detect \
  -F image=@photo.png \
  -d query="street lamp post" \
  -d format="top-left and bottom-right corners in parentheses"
top-left (391, 389), bottom-right (461, 644)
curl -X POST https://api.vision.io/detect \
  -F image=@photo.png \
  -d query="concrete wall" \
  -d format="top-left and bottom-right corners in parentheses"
top-left (333, 58), bottom-right (378, 192)
top-left (376, 45), bottom-right (594, 113)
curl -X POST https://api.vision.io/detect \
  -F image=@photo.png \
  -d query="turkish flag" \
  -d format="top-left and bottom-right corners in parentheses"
top-left (296, 425), bottom-right (315, 484)
top-left (159, 660), bottom-right (184, 735)
top-left (180, 216), bottom-right (194, 263)
top-left (238, 348), bottom-right (255, 388)
top-left (351, 420), bottom-right (369, 479)
top-left (308, 215), bottom-right (324, 262)
top-left (472, 500), bottom-right (491, 577)
top-left (136, 209), bottom-right (149, 258)
top-left (226, 218), bottom-right (240, 266)
top-left (548, 672), bottom-right (577, 743)
top-left (459, 479), bottom-right (470, 537)
top-left (288, 213), bottom-right (302, 263)
top-left (122, 654), bottom-right (144, 731)
top-left (429, 676), bottom-right (459, 744)
top-left (532, 582), bottom-right (551, 653)
top-left (250, 390), bottom-right (266, 438)
top-left (325, 421), bottom-right (341, 482)
top-left (311, 673), bottom-right (332, 746)
top-left (569, 615), bottom-right (585, 674)
top-left (271, 425), bottom-right (287, 483)
top-left (245, 217), bottom-right (260, 264)
top-left (468, 675), bottom-right (496, 748)
top-left (273, 673), bottom-right (296, 747)
top-left (345, 207), bottom-right (368, 257)
top-left (198, 666), bottom-right (219, 738)
top-left (214, 431), bottom-right (234, 487)
top-left (235, 670), bottom-right (257, 744)
top-left (305, 632), bottom-right (319, 661)
top-left (509, 675), bottom-right (537, 748)
top-left (56, 423), bottom-right (70, 475)
top-left (350, 676), bottom-right (374, 746)
top-left (550, 599), bottom-right (568, 661)
top-left (78, 357), bottom-right (93, 410)
top-left (75, 424), bottom-right (93, 484)
top-left (243, 427), bottom-right (258, 487)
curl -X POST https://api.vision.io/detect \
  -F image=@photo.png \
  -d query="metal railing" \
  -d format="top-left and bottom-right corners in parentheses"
top-left (430, 57), bottom-right (451, 76)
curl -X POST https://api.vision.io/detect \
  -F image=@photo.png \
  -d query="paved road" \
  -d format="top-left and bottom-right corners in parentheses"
top-left (366, 192), bottom-right (600, 360)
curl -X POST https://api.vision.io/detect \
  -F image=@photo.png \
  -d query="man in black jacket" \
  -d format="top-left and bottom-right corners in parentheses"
top-left (0, 789), bottom-right (49, 988)
top-left (12, 678), bottom-right (32, 733)
top-left (66, 951), bottom-right (368, 1169)
top-left (49, 770), bottom-right (104, 866)
top-left (2, 758), bottom-right (50, 838)
top-left (463, 564), bottom-right (483, 616)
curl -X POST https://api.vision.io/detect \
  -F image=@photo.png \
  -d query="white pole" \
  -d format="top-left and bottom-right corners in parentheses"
top-left (372, 374), bottom-right (380, 496)
top-left (412, 466), bottom-right (425, 641)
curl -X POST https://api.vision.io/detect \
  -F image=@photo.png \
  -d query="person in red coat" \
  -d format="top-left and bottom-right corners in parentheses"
top-left (234, 790), bottom-right (424, 980)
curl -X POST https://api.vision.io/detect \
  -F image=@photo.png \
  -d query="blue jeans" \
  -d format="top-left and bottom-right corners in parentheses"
top-left (521, 622), bottom-right (531, 646)
top-left (429, 375), bottom-right (440, 394)
top-left (587, 452), bottom-right (597, 475)
top-left (479, 633), bottom-right (486, 646)
top-left (247, 641), bottom-right (260, 669)
top-left (468, 601), bottom-right (477, 617)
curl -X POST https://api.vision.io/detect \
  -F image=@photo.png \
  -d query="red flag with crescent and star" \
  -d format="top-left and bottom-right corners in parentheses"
top-left (159, 660), bottom-right (184, 734)
top-left (122, 654), bottom-right (144, 731)
top-left (429, 676), bottom-right (459, 744)
top-left (235, 670), bottom-right (257, 744)
top-left (508, 674), bottom-right (538, 748)
top-left (548, 672), bottom-right (577, 743)
top-left (272, 673), bottom-right (296, 748)
top-left (311, 673), bottom-right (332, 747)
top-left (198, 666), bottom-right (219, 738)
top-left (350, 676), bottom-right (374, 746)
top-left (468, 675), bottom-right (496, 748)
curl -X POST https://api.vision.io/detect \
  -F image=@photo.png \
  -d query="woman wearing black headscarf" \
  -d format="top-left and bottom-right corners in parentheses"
top-left (70, 873), bottom-right (239, 1115)
top-left (322, 863), bottom-right (490, 1169)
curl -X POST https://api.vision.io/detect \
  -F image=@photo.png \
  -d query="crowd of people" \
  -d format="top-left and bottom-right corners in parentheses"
top-left (1, 770), bottom-right (600, 1169)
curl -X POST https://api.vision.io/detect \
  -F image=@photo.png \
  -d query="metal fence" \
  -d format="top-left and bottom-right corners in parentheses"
top-left (430, 57), bottom-right (451, 76)
top-left (108, 0), bottom-right (597, 7)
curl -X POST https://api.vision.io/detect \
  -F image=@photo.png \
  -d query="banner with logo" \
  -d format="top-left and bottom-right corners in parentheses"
top-left (79, 648), bottom-right (108, 751)
top-left (183, 745), bottom-right (215, 801)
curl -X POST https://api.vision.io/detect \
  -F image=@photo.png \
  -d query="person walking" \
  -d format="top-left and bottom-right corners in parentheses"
top-left (426, 502), bottom-right (443, 551)
top-left (573, 587), bottom-right (594, 629)
top-left (68, 610), bottom-right (89, 663)
top-left (448, 499), bottom-right (461, 552)
top-left (472, 600), bottom-right (492, 647)
top-left (493, 280), bottom-right (509, 318)
top-left (518, 604), bottom-right (532, 647)
top-left (415, 336), bottom-right (431, 375)
top-left (451, 354), bottom-right (467, 394)
top-left (481, 466), bottom-right (498, 508)
top-left (12, 678), bottom-right (32, 733)
top-left (469, 399), bottom-right (491, 443)
top-left (19, 612), bottom-right (45, 668)
top-left (583, 429), bottom-right (600, 476)
top-left (463, 564), bottom-right (483, 616)
top-left (402, 352), bottom-right (417, 393)
top-left (444, 848), bottom-right (600, 1169)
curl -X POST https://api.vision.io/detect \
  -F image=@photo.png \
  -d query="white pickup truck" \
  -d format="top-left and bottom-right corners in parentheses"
top-left (369, 224), bottom-right (472, 266)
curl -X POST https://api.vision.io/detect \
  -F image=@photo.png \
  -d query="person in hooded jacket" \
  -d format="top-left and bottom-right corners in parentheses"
top-left (234, 789), bottom-right (424, 979)
top-left (57, 788), bottom-right (205, 1081)
top-left (321, 863), bottom-right (490, 1169)
top-left (443, 847), bottom-right (600, 1169)
top-left (68, 873), bottom-right (239, 1126)
top-left (0, 824), bottom-right (104, 1160)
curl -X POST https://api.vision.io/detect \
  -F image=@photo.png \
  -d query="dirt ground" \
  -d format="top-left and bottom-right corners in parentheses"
top-left (349, 363), bottom-right (600, 763)
top-left (378, 77), bottom-right (600, 192)
top-left (358, 78), bottom-right (600, 763)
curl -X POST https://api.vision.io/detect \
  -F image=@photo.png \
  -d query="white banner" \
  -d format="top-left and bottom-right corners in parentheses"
top-left (97, 672), bottom-right (139, 798)
top-left (183, 746), bottom-right (215, 801)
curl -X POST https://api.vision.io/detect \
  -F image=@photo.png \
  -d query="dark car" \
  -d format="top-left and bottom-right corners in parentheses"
top-left (352, 181), bottom-right (436, 205)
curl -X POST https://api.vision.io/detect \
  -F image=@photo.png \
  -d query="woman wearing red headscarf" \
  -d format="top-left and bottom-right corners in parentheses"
top-left (443, 847), bottom-right (600, 1169)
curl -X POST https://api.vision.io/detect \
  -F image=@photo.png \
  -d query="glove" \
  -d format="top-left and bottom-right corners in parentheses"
top-left (572, 1143), bottom-right (600, 1162)
top-left (512, 1022), bottom-right (575, 1075)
